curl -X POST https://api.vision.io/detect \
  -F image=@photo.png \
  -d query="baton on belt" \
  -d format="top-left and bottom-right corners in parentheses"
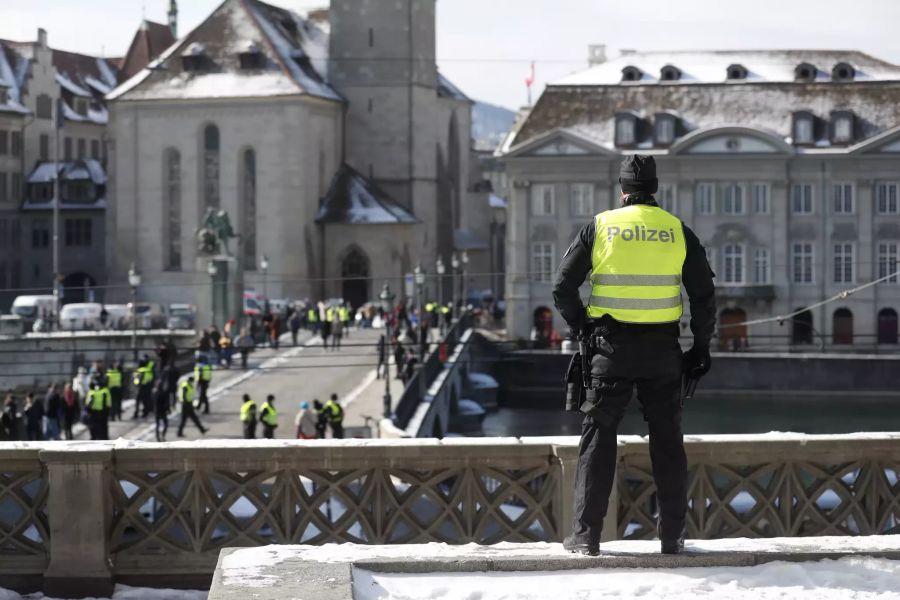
top-left (682, 374), bottom-right (700, 407)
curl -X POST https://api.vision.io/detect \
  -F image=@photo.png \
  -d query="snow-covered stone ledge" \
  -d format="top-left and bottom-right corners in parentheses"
top-left (209, 536), bottom-right (900, 600)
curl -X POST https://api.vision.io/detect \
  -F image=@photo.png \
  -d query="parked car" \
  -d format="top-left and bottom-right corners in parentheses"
top-left (127, 302), bottom-right (167, 329)
top-left (59, 303), bottom-right (104, 330)
top-left (168, 304), bottom-right (196, 329)
top-left (268, 298), bottom-right (291, 315)
top-left (11, 295), bottom-right (57, 328)
top-left (103, 304), bottom-right (130, 330)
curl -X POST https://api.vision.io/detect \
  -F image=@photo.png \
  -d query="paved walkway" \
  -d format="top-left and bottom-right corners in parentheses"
top-left (75, 327), bottom-right (388, 441)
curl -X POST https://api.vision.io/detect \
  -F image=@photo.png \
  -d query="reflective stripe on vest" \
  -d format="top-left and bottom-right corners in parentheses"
top-left (180, 381), bottom-right (194, 403)
top-left (240, 400), bottom-right (257, 422)
top-left (587, 204), bottom-right (686, 324)
top-left (107, 369), bottom-right (122, 388)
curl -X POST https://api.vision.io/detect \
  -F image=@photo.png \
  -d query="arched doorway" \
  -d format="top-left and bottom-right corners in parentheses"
top-left (340, 246), bottom-right (369, 310)
top-left (718, 308), bottom-right (747, 351)
top-left (832, 308), bottom-right (853, 345)
top-left (878, 308), bottom-right (898, 344)
top-left (791, 309), bottom-right (814, 345)
top-left (61, 272), bottom-right (96, 304)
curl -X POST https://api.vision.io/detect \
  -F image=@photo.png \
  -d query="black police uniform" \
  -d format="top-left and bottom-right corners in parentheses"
top-left (553, 155), bottom-right (716, 554)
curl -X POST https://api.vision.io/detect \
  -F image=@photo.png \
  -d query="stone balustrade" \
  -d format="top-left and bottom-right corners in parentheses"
top-left (1, 434), bottom-right (899, 597)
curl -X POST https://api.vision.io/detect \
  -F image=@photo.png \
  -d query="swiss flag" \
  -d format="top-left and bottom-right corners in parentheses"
top-left (525, 61), bottom-right (535, 88)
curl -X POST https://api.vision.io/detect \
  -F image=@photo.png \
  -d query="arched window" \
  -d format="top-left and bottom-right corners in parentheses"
top-left (203, 124), bottom-right (220, 209)
top-left (832, 308), bottom-right (853, 345)
top-left (241, 148), bottom-right (256, 271)
top-left (791, 309), bottom-right (814, 345)
top-left (878, 308), bottom-right (898, 344)
top-left (164, 148), bottom-right (182, 271)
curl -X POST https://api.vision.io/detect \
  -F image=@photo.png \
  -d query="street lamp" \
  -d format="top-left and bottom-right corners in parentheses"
top-left (414, 263), bottom-right (426, 361)
top-left (451, 252), bottom-right (460, 312)
top-left (461, 250), bottom-right (469, 310)
top-left (260, 254), bottom-right (270, 307)
top-left (127, 263), bottom-right (141, 362)
top-left (435, 257), bottom-right (445, 332)
top-left (207, 260), bottom-right (218, 327)
top-left (379, 283), bottom-right (396, 419)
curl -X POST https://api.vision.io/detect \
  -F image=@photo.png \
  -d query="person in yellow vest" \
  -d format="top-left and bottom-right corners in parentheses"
top-left (324, 393), bottom-right (344, 439)
top-left (106, 361), bottom-right (123, 422)
top-left (307, 305), bottom-right (319, 333)
top-left (339, 303), bottom-right (351, 338)
top-left (131, 359), bottom-right (154, 419)
top-left (177, 375), bottom-right (207, 437)
top-left (553, 155), bottom-right (716, 556)
top-left (85, 380), bottom-right (111, 440)
top-left (259, 394), bottom-right (278, 439)
top-left (425, 301), bottom-right (438, 329)
top-left (194, 360), bottom-right (213, 414)
top-left (440, 303), bottom-right (451, 332)
top-left (240, 394), bottom-right (257, 439)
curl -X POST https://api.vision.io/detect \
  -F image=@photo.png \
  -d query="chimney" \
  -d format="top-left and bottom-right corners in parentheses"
top-left (37, 28), bottom-right (48, 48)
top-left (588, 44), bottom-right (607, 66)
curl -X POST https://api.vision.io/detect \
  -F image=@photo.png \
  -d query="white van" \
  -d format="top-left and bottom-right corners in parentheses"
top-left (11, 295), bottom-right (57, 324)
top-left (59, 303), bottom-right (104, 330)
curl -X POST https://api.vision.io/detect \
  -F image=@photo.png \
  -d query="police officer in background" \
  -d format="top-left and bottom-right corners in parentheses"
top-left (240, 394), bottom-right (258, 439)
top-left (553, 155), bottom-right (716, 556)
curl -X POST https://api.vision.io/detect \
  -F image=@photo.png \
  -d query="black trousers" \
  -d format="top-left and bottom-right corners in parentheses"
top-left (242, 421), bottom-right (256, 439)
top-left (110, 387), bottom-right (123, 421)
top-left (178, 403), bottom-right (205, 435)
top-left (572, 328), bottom-right (687, 544)
top-left (196, 380), bottom-right (210, 413)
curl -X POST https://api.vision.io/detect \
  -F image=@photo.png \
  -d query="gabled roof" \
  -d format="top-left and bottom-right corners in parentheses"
top-left (119, 20), bottom-right (176, 81)
top-left (0, 42), bottom-right (29, 115)
top-left (108, 0), bottom-right (340, 103)
top-left (316, 164), bottom-right (416, 225)
top-left (52, 48), bottom-right (119, 97)
top-left (437, 72), bottom-right (471, 103)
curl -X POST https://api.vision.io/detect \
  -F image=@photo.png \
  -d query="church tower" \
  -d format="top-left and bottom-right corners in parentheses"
top-left (168, 0), bottom-right (178, 38)
top-left (329, 0), bottom-right (441, 264)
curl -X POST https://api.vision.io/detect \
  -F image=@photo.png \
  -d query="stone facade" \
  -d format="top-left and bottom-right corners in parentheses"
top-left (502, 50), bottom-right (900, 349)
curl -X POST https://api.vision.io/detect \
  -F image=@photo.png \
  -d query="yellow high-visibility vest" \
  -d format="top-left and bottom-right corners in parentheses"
top-left (87, 387), bottom-right (111, 411)
top-left (324, 399), bottom-right (343, 424)
top-left (339, 306), bottom-right (350, 321)
top-left (179, 380), bottom-right (194, 404)
top-left (326, 307), bottom-right (335, 321)
top-left (587, 204), bottom-right (686, 324)
top-left (240, 399), bottom-right (257, 423)
top-left (260, 402), bottom-right (278, 426)
top-left (106, 368), bottom-right (122, 388)
top-left (307, 309), bottom-right (318, 322)
top-left (194, 364), bottom-right (212, 382)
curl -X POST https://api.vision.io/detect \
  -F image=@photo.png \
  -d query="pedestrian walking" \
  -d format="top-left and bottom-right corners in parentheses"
top-left (554, 155), bottom-right (716, 556)
top-left (290, 310), bottom-right (302, 346)
top-left (85, 381), bottom-right (111, 441)
top-left (259, 395), bottom-right (278, 439)
top-left (44, 384), bottom-right (62, 440)
top-left (132, 360), bottom-right (152, 418)
top-left (323, 393), bottom-right (345, 439)
top-left (177, 375), bottom-right (208, 437)
top-left (307, 304), bottom-right (319, 333)
top-left (218, 335), bottom-right (234, 368)
top-left (62, 383), bottom-right (77, 440)
top-left (24, 393), bottom-right (44, 441)
top-left (194, 360), bottom-right (213, 414)
top-left (331, 311), bottom-right (343, 350)
top-left (321, 310), bottom-right (332, 349)
top-left (73, 366), bottom-right (90, 406)
top-left (376, 335), bottom-right (387, 379)
top-left (312, 399), bottom-right (327, 438)
top-left (153, 382), bottom-right (170, 442)
top-left (235, 328), bottom-right (254, 370)
top-left (340, 303), bottom-right (351, 338)
top-left (295, 401), bottom-right (318, 439)
top-left (240, 394), bottom-right (258, 439)
top-left (1, 395), bottom-right (22, 441)
top-left (107, 361), bottom-right (124, 422)
top-left (269, 314), bottom-right (281, 349)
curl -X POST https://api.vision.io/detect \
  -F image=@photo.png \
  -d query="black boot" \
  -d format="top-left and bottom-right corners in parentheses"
top-left (658, 519), bottom-right (685, 554)
top-left (563, 534), bottom-right (599, 556)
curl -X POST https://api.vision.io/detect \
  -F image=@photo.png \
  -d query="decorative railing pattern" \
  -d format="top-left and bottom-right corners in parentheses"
top-left (2, 434), bottom-right (900, 591)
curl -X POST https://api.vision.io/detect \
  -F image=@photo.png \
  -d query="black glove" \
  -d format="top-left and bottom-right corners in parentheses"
top-left (683, 346), bottom-right (711, 378)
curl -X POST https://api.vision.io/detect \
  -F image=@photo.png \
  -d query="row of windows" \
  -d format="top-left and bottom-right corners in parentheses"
top-left (788, 308), bottom-right (898, 345)
top-left (36, 135), bottom-right (105, 162)
top-left (0, 218), bottom-right (22, 249)
top-left (0, 172), bottom-right (23, 203)
top-left (530, 182), bottom-right (900, 217)
top-left (0, 130), bottom-right (23, 157)
top-left (0, 260), bottom-right (22, 290)
top-left (163, 124), bottom-right (257, 272)
top-left (710, 242), bottom-right (900, 286)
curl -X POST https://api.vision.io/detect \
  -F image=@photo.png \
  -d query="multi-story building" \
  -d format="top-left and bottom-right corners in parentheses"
top-left (107, 0), bottom-right (482, 325)
top-left (0, 13), bottom-right (174, 309)
top-left (502, 49), bottom-right (900, 350)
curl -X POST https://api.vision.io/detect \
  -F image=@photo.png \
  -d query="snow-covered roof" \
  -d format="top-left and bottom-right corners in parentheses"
top-left (108, 0), bottom-right (340, 103)
top-left (56, 72), bottom-right (92, 97)
top-left (316, 164), bottom-right (416, 225)
top-left (509, 49), bottom-right (900, 153)
top-left (555, 49), bottom-right (900, 86)
top-left (27, 160), bottom-right (107, 185)
top-left (0, 42), bottom-right (30, 115)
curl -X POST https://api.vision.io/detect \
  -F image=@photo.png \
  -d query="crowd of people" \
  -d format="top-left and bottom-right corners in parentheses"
top-left (239, 392), bottom-right (345, 440)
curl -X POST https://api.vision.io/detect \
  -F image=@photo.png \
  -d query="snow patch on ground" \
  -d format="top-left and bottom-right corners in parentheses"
top-left (353, 557), bottom-right (900, 600)
top-left (0, 585), bottom-right (206, 600)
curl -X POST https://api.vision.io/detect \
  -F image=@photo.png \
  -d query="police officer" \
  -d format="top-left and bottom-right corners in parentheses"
top-left (323, 393), bottom-right (344, 439)
top-left (86, 379), bottom-right (111, 440)
top-left (194, 359), bottom-right (213, 414)
top-left (132, 359), bottom-right (154, 419)
top-left (240, 394), bottom-right (258, 439)
top-left (259, 394), bottom-right (278, 439)
top-left (307, 305), bottom-right (319, 333)
top-left (339, 303), bottom-right (351, 338)
top-left (177, 375), bottom-right (208, 437)
top-left (553, 155), bottom-right (716, 556)
top-left (106, 361), bottom-right (123, 422)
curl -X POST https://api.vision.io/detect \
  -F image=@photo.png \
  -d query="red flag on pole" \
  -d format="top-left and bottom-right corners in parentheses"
top-left (525, 61), bottom-right (535, 88)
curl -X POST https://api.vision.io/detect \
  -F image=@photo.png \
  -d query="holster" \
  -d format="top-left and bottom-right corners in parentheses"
top-left (564, 351), bottom-right (585, 412)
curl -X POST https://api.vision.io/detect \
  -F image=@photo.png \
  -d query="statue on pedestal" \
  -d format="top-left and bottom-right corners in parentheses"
top-left (197, 208), bottom-right (238, 256)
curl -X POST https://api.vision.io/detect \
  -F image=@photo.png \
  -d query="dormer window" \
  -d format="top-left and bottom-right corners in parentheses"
top-left (238, 41), bottom-right (265, 70)
top-left (831, 110), bottom-right (856, 144)
top-left (654, 112), bottom-right (679, 146)
top-left (659, 65), bottom-right (681, 81)
top-left (832, 62), bottom-right (855, 82)
top-left (726, 64), bottom-right (748, 81)
top-left (615, 111), bottom-right (640, 147)
top-left (794, 62), bottom-right (817, 82)
top-left (621, 66), bottom-right (643, 82)
top-left (75, 98), bottom-right (88, 116)
top-left (792, 111), bottom-right (816, 145)
top-left (181, 42), bottom-right (206, 72)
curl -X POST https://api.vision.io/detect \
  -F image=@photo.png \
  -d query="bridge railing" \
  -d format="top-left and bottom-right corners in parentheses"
top-left (1, 434), bottom-right (899, 593)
